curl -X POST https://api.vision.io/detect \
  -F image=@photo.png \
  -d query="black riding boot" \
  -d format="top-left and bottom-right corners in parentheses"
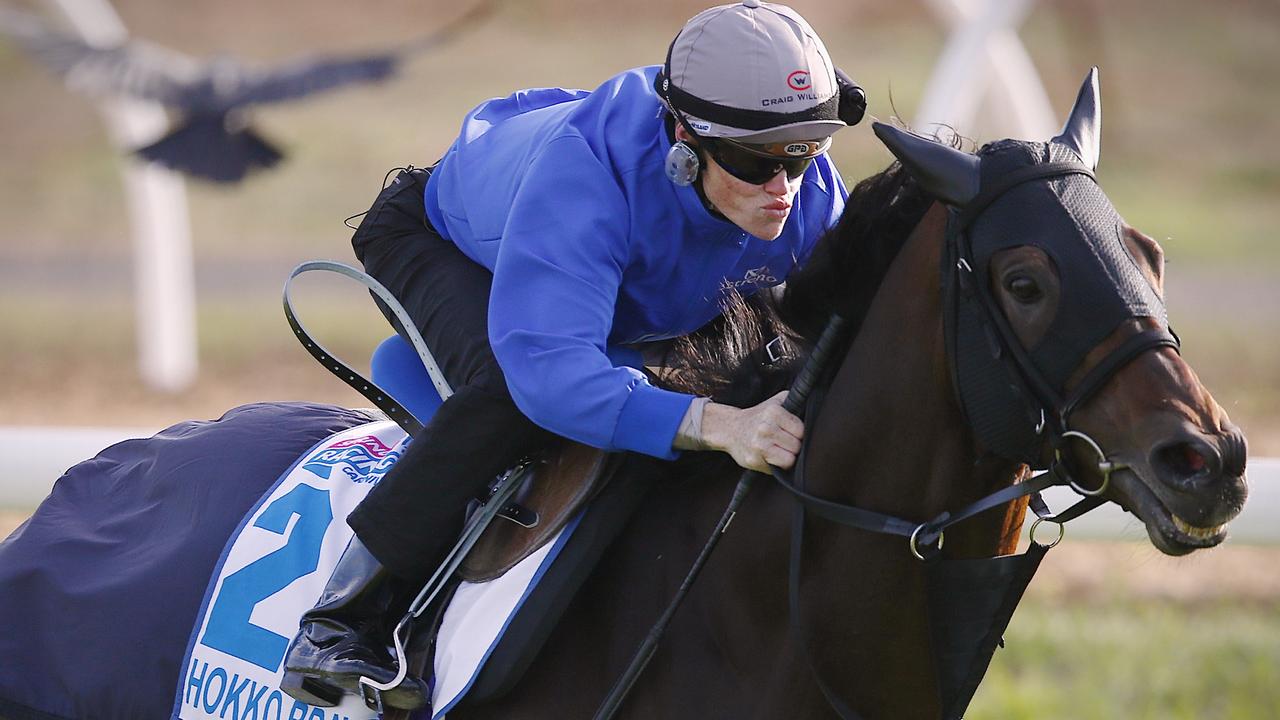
top-left (280, 536), bottom-right (429, 710)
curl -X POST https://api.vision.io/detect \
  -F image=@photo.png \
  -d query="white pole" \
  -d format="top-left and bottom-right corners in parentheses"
top-left (46, 0), bottom-right (198, 392)
top-left (916, 0), bottom-right (1057, 142)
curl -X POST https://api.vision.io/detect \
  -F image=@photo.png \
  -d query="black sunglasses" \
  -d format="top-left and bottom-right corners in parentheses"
top-left (703, 138), bottom-right (816, 185)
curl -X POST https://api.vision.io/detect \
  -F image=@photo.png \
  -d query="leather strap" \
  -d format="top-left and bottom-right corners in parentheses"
top-left (1061, 327), bottom-right (1180, 419)
top-left (282, 260), bottom-right (455, 437)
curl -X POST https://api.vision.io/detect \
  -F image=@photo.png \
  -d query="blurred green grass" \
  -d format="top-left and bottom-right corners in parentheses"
top-left (970, 599), bottom-right (1280, 719)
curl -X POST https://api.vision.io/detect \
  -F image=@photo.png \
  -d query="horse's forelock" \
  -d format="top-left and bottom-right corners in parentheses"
top-left (976, 138), bottom-right (1043, 159)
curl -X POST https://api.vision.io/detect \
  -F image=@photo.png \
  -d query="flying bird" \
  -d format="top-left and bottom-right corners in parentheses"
top-left (0, 3), bottom-right (492, 182)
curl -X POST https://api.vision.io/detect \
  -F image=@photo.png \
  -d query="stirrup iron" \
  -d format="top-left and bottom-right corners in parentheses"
top-left (356, 460), bottom-right (537, 701)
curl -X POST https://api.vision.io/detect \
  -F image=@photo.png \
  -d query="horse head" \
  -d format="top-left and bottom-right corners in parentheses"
top-left (873, 68), bottom-right (1248, 556)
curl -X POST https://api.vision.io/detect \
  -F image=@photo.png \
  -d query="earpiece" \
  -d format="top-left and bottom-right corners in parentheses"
top-left (835, 68), bottom-right (867, 126)
top-left (665, 140), bottom-right (701, 186)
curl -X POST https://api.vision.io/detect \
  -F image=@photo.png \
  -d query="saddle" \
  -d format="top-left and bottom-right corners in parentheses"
top-left (461, 439), bottom-right (609, 582)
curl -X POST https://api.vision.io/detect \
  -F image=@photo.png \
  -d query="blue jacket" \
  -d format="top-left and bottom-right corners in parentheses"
top-left (424, 66), bottom-right (846, 459)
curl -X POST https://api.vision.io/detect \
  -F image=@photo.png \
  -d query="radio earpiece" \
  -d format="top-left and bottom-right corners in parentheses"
top-left (664, 140), bottom-right (701, 186)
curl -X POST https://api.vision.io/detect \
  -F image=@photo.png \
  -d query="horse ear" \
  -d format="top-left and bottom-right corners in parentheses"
top-left (872, 122), bottom-right (980, 207)
top-left (1052, 67), bottom-right (1102, 170)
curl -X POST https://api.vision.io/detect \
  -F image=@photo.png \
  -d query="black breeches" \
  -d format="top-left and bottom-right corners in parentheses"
top-left (346, 168), bottom-right (552, 580)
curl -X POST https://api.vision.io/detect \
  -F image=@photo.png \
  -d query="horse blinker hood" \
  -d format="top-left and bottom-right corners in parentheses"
top-left (873, 68), bottom-right (1176, 466)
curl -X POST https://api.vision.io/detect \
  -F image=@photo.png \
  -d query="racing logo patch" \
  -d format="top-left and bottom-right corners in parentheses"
top-left (787, 70), bottom-right (811, 91)
top-left (721, 265), bottom-right (780, 293)
top-left (303, 435), bottom-right (398, 482)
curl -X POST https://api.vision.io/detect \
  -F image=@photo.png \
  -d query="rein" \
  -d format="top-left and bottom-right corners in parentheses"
top-left (769, 365), bottom-right (1106, 720)
top-left (592, 318), bottom-right (849, 720)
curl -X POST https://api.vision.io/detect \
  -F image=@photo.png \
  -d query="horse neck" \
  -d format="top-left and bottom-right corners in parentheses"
top-left (804, 203), bottom-right (1015, 516)
top-left (793, 203), bottom-right (1026, 717)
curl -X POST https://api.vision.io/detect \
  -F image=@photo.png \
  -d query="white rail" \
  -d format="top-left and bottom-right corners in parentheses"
top-left (46, 0), bottom-right (198, 392)
top-left (915, 0), bottom-right (1058, 142)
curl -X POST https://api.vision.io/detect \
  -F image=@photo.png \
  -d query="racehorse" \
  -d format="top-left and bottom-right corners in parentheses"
top-left (0, 69), bottom-right (1247, 720)
top-left (445, 69), bottom-right (1249, 719)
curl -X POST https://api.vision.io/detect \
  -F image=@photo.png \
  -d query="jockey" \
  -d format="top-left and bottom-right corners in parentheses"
top-left (282, 0), bottom-right (862, 709)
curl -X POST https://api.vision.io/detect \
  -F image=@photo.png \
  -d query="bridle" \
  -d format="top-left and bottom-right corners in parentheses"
top-left (778, 160), bottom-right (1178, 551)
top-left (944, 160), bottom-right (1179, 497)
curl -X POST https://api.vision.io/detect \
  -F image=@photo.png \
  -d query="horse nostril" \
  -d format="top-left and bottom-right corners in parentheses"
top-left (1221, 428), bottom-right (1248, 477)
top-left (1152, 439), bottom-right (1220, 491)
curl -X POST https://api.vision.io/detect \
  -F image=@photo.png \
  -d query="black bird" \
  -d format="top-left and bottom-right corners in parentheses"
top-left (0, 3), bottom-right (491, 182)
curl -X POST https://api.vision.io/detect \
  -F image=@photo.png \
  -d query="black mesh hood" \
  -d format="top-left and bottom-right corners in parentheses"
top-left (968, 139), bottom-right (1168, 392)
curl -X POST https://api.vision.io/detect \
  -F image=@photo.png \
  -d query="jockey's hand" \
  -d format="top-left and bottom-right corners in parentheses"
top-left (700, 391), bottom-right (804, 473)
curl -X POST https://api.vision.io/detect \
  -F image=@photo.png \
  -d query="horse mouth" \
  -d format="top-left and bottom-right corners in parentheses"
top-left (1170, 515), bottom-right (1228, 542)
top-left (1109, 470), bottom-right (1234, 556)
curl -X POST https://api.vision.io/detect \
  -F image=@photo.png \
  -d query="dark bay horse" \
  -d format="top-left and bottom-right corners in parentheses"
top-left (0, 70), bottom-right (1248, 720)
top-left (448, 70), bottom-right (1249, 719)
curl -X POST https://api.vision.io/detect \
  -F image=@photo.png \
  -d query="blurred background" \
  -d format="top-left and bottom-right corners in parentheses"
top-left (0, 0), bottom-right (1276, 717)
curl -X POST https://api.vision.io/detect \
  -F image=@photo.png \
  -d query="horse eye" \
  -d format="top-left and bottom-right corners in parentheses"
top-left (1005, 275), bottom-right (1043, 303)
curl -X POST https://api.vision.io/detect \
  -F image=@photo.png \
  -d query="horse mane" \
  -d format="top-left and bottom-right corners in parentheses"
top-left (780, 161), bottom-right (934, 342)
top-left (657, 159), bottom-right (934, 411)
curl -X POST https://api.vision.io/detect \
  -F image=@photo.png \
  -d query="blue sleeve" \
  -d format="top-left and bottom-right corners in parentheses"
top-left (487, 135), bottom-right (693, 459)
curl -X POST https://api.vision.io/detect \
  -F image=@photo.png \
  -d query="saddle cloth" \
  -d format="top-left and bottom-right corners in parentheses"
top-left (0, 402), bottom-right (378, 720)
top-left (431, 513), bottom-right (584, 716)
top-left (160, 414), bottom-right (627, 719)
